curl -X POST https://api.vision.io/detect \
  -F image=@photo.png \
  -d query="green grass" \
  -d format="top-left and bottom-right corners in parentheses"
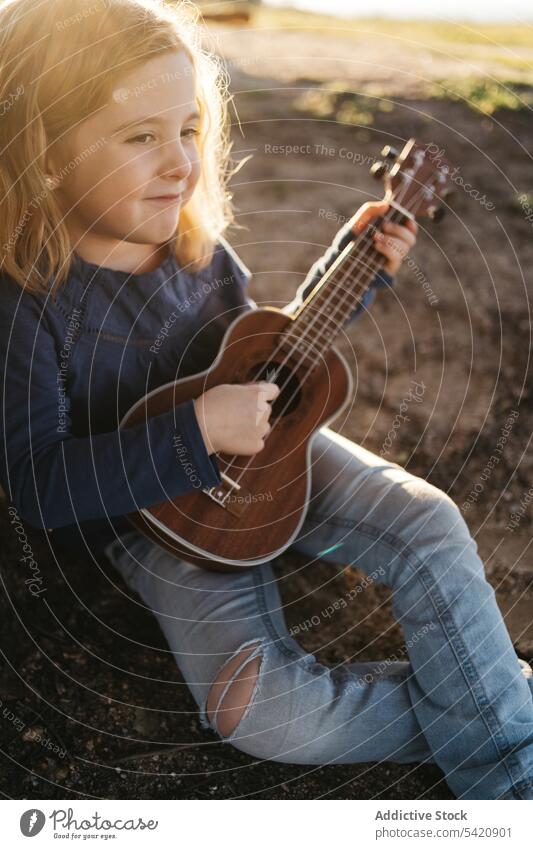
top-left (294, 84), bottom-right (396, 125)
top-left (293, 76), bottom-right (532, 119)
top-left (252, 7), bottom-right (533, 86)
top-left (427, 77), bottom-right (533, 114)
top-left (244, 7), bottom-right (533, 112)
top-left (200, 4), bottom-right (533, 110)
top-left (255, 7), bottom-right (533, 50)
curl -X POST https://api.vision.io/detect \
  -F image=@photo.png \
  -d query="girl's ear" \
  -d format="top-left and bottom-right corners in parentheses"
top-left (43, 156), bottom-right (59, 189)
top-left (43, 139), bottom-right (64, 190)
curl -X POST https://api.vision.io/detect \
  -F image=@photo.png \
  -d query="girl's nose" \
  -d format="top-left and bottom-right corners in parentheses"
top-left (158, 138), bottom-right (194, 179)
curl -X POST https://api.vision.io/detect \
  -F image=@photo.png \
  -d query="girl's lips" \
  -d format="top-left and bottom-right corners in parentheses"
top-left (147, 195), bottom-right (182, 203)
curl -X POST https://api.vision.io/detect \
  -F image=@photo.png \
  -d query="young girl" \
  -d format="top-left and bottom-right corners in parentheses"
top-left (1, 0), bottom-right (532, 801)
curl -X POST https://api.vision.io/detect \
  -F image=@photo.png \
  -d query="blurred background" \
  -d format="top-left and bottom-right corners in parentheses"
top-left (1, 0), bottom-right (532, 801)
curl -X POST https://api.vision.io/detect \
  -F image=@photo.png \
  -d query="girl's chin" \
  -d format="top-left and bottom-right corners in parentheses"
top-left (134, 219), bottom-right (180, 241)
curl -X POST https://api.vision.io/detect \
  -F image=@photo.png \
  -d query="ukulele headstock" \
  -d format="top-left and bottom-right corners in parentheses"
top-left (370, 138), bottom-right (454, 221)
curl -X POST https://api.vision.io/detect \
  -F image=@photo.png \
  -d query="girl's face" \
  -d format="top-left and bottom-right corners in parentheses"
top-left (49, 50), bottom-right (201, 264)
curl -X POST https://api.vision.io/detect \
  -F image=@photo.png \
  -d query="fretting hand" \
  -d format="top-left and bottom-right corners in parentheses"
top-left (349, 200), bottom-right (418, 276)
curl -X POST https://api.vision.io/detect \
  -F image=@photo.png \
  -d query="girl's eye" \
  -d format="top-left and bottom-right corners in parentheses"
top-left (126, 129), bottom-right (199, 144)
top-left (127, 132), bottom-right (155, 145)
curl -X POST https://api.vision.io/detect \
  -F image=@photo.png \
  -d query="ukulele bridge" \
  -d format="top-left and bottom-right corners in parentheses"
top-left (202, 471), bottom-right (253, 518)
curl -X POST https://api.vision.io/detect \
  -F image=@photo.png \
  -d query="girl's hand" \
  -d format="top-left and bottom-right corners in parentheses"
top-left (194, 382), bottom-right (280, 456)
top-left (349, 200), bottom-right (418, 276)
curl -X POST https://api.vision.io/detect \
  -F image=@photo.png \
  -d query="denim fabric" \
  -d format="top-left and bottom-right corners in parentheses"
top-left (104, 426), bottom-right (533, 801)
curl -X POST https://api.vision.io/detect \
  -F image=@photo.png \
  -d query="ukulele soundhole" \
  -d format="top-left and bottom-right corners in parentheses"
top-left (246, 360), bottom-right (302, 418)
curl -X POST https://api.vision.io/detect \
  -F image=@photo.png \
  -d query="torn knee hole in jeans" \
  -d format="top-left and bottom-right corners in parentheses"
top-left (206, 641), bottom-right (263, 738)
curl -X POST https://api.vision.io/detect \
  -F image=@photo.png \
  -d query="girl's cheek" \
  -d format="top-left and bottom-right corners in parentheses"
top-left (105, 155), bottom-right (152, 193)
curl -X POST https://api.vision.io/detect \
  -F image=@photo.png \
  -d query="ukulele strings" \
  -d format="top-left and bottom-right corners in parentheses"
top-left (252, 172), bottom-right (429, 402)
top-left (216, 184), bottom-right (421, 495)
top-left (216, 176), bottom-right (426, 495)
top-left (269, 168), bottom-right (425, 380)
top-left (289, 212), bottom-right (398, 351)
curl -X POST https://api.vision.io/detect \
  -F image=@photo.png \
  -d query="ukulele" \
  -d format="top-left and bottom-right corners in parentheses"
top-left (119, 138), bottom-right (452, 571)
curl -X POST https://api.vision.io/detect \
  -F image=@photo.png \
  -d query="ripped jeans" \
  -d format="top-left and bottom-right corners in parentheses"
top-left (103, 425), bottom-right (533, 800)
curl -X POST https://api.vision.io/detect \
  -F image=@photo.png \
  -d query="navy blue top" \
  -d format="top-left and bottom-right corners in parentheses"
top-left (0, 218), bottom-right (393, 559)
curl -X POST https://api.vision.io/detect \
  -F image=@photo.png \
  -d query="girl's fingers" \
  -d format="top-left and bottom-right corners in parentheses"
top-left (374, 234), bottom-right (407, 256)
top-left (351, 204), bottom-right (419, 241)
top-left (350, 204), bottom-right (418, 272)
top-left (381, 220), bottom-right (417, 246)
top-left (373, 234), bottom-right (410, 272)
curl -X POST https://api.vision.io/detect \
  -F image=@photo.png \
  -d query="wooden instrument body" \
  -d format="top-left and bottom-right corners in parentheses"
top-left (120, 307), bottom-right (352, 570)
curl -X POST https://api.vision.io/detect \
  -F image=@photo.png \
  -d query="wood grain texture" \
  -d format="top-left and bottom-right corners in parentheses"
top-left (121, 307), bottom-right (351, 570)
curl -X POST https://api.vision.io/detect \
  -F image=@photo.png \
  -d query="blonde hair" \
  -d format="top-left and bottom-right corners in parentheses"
top-left (0, 0), bottom-right (240, 294)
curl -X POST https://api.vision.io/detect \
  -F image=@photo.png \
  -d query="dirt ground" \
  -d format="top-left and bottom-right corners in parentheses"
top-left (0, 14), bottom-right (532, 800)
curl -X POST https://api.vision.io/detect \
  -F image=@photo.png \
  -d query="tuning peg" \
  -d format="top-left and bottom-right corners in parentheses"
top-left (370, 161), bottom-right (388, 180)
top-left (428, 206), bottom-right (445, 222)
top-left (381, 145), bottom-right (399, 161)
